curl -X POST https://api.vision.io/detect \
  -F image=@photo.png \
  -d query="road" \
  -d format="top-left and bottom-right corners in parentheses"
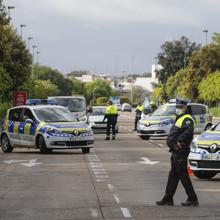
top-left (0, 112), bottom-right (220, 219)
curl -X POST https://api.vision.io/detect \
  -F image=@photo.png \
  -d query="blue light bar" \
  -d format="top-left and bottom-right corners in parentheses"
top-left (26, 99), bottom-right (57, 105)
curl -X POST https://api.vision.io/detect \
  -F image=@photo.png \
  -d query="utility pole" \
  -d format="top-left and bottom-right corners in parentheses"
top-left (28, 37), bottom-right (33, 51)
top-left (203, 29), bottom-right (208, 45)
top-left (8, 6), bottom-right (15, 23)
top-left (20, 24), bottom-right (27, 40)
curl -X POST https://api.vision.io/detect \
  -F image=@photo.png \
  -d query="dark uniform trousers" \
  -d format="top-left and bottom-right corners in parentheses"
top-left (107, 120), bottom-right (117, 136)
top-left (164, 154), bottom-right (198, 201)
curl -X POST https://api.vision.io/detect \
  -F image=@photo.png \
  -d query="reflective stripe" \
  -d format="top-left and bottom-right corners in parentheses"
top-left (24, 124), bottom-right (31, 135)
top-left (175, 114), bottom-right (194, 128)
top-left (197, 140), bottom-right (220, 145)
top-left (14, 123), bottom-right (19, 134)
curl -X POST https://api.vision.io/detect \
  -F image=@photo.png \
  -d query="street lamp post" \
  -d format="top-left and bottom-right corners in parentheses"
top-left (28, 37), bottom-right (33, 51)
top-left (36, 51), bottom-right (40, 64)
top-left (203, 29), bottom-right (208, 45)
top-left (8, 6), bottom-right (15, 23)
top-left (20, 24), bottom-right (27, 40)
top-left (32, 45), bottom-right (37, 79)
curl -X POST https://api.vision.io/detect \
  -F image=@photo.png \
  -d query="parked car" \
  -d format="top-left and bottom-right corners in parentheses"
top-left (189, 122), bottom-right (220, 179)
top-left (122, 103), bottom-right (132, 112)
top-left (115, 104), bottom-right (122, 111)
top-left (137, 102), bottom-right (212, 140)
top-left (88, 106), bottom-right (119, 133)
top-left (0, 100), bottom-right (94, 154)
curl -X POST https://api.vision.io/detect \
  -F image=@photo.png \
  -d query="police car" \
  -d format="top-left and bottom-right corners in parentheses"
top-left (0, 99), bottom-right (94, 154)
top-left (189, 122), bottom-right (220, 179)
top-left (137, 102), bottom-right (212, 140)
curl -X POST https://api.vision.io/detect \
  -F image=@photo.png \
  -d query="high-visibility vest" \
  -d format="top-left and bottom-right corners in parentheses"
top-left (105, 105), bottom-right (118, 114)
top-left (136, 105), bottom-right (144, 111)
top-left (175, 114), bottom-right (194, 128)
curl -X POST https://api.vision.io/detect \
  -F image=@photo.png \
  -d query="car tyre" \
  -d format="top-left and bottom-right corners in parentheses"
top-left (193, 171), bottom-right (217, 179)
top-left (82, 148), bottom-right (90, 154)
top-left (140, 136), bottom-right (150, 140)
top-left (37, 135), bottom-right (50, 154)
top-left (1, 133), bottom-right (13, 153)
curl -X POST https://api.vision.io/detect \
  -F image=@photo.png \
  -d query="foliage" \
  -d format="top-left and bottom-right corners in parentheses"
top-left (210, 107), bottom-right (220, 117)
top-left (33, 80), bottom-right (60, 99)
top-left (0, 102), bottom-right (12, 119)
top-left (120, 96), bottom-right (131, 104)
top-left (83, 79), bottom-right (112, 104)
top-left (34, 65), bottom-right (73, 96)
top-left (132, 86), bottom-right (150, 104)
top-left (0, 0), bottom-right (9, 25)
top-left (67, 70), bottom-right (89, 77)
top-left (0, 64), bottom-right (12, 102)
top-left (157, 36), bottom-right (200, 83)
top-left (151, 84), bottom-right (165, 103)
top-left (68, 76), bottom-right (84, 95)
top-left (96, 97), bottom-right (108, 105)
top-left (199, 71), bottom-right (220, 102)
top-left (212, 32), bottom-right (220, 48)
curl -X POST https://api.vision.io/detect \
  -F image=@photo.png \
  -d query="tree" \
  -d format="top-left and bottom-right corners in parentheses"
top-left (68, 76), bottom-right (84, 95)
top-left (157, 36), bottom-right (200, 83)
top-left (0, 0), bottom-right (9, 25)
top-left (67, 70), bottom-right (89, 77)
top-left (212, 32), bottom-right (220, 48)
top-left (83, 79), bottom-right (112, 104)
top-left (33, 80), bottom-right (60, 99)
top-left (0, 64), bottom-right (12, 101)
top-left (199, 71), bottom-right (220, 102)
top-left (96, 97), bottom-right (108, 105)
top-left (34, 65), bottom-right (73, 95)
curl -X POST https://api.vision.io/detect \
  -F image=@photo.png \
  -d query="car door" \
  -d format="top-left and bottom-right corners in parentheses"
top-left (19, 108), bottom-right (36, 147)
top-left (8, 108), bottom-right (23, 146)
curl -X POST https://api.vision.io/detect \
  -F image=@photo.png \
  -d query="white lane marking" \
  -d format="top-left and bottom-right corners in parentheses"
top-left (89, 160), bottom-right (100, 162)
top-left (3, 159), bottom-right (41, 167)
top-left (96, 179), bottom-right (105, 182)
top-left (91, 165), bottom-right (103, 168)
top-left (121, 208), bottom-right (132, 218)
top-left (158, 143), bottom-right (164, 148)
top-left (137, 157), bottom-right (159, 165)
top-left (107, 184), bottom-right (115, 192)
top-left (94, 171), bottom-right (106, 175)
top-left (195, 189), bottom-right (220, 192)
top-left (92, 168), bottom-right (105, 172)
top-left (95, 175), bottom-right (109, 179)
top-left (90, 208), bottom-right (99, 218)
top-left (113, 194), bottom-right (120, 204)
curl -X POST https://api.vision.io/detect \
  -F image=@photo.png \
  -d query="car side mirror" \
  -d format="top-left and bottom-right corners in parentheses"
top-left (25, 118), bottom-right (34, 125)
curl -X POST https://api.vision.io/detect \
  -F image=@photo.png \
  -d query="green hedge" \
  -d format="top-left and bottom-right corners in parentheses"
top-left (210, 107), bottom-right (220, 117)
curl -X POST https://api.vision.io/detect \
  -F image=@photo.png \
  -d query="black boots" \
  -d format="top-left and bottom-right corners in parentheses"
top-left (156, 198), bottom-right (174, 206)
top-left (181, 200), bottom-right (199, 207)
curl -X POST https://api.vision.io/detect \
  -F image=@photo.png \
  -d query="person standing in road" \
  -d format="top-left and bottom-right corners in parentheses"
top-left (134, 102), bottom-right (144, 131)
top-left (156, 100), bottom-right (199, 207)
top-left (103, 100), bottom-right (118, 140)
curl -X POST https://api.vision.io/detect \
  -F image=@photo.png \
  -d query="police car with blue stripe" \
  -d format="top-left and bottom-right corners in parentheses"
top-left (0, 99), bottom-right (94, 154)
top-left (189, 122), bottom-right (220, 179)
top-left (137, 100), bottom-right (212, 140)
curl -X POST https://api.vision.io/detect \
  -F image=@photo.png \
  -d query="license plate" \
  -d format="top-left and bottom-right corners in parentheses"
top-left (202, 155), bottom-right (220, 160)
top-left (70, 136), bottom-right (84, 141)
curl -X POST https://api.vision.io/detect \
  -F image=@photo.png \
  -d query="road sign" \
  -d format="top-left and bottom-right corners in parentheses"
top-left (13, 91), bottom-right (28, 107)
top-left (110, 96), bottom-right (120, 104)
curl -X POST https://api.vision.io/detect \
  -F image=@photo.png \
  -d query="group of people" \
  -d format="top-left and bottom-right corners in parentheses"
top-left (102, 99), bottom-right (199, 207)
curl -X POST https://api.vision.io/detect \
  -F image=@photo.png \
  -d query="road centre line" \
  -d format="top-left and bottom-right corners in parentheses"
top-left (92, 168), bottom-right (105, 172)
top-left (90, 208), bottom-right (99, 218)
top-left (95, 175), bottom-right (109, 179)
top-left (107, 184), bottom-right (115, 192)
top-left (195, 188), bottom-right (220, 192)
top-left (113, 194), bottom-right (120, 204)
top-left (94, 171), bottom-right (106, 175)
top-left (91, 165), bottom-right (103, 168)
top-left (121, 208), bottom-right (132, 218)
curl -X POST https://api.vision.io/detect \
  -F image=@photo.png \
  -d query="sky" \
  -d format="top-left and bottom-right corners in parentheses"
top-left (4, 0), bottom-right (220, 75)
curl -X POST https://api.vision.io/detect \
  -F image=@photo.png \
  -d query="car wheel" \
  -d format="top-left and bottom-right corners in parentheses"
top-left (1, 134), bottom-right (13, 153)
top-left (140, 136), bottom-right (150, 140)
top-left (193, 171), bottom-right (217, 179)
top-left (37, 135), bottom-right (50, 154)
top-left (82, 148), bottom-right (90, 154)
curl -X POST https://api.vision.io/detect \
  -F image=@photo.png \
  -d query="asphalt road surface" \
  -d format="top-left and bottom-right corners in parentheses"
top-left (0, 112), bottom-right (220, 220)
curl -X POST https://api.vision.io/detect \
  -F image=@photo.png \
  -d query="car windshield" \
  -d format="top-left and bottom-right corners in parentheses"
top-left (151, 105), bottom-right (176, 116)
top-left (54, 98), bottom-right (85, 112)
top-left (91, 108), bottom-right (106, 115)
top-left (34, 108), bottom-right (78, 122)
top-left (214, 123), bottom-right (220, 131)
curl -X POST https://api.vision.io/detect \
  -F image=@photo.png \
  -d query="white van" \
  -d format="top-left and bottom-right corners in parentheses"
top-left (49, 96), bottom-right (87, 122)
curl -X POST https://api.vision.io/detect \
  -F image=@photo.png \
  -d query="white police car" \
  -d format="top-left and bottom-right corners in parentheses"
top-left (189, 122), bottom-right (220, 179)
top-left (137, 102), bottom-right (212, 140)
top-left (0, 100), bottom-right (94, 154)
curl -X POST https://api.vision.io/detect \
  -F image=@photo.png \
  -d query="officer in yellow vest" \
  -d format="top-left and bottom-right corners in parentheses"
top-left (156, 99), bottom-right (198, 207)
top-left (134, 102), bottom-right (144, 131)
top-left (103, 100), bottom-right (118, 140)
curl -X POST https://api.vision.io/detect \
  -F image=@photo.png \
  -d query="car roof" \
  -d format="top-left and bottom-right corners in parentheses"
top-left (164, 103), bottom-right (208, 107)
top-left (9, 105), bottom-right (66, 111)
top-left (92, 106), bottom-right (106, 108)
top-left (49, 96), bottom-right (85, 99)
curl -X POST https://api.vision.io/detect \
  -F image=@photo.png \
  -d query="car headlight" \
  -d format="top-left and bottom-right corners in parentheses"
top-left (46, 127), bottom-right (62, 135)
top-left (80, 115), bottom-right (87, 122)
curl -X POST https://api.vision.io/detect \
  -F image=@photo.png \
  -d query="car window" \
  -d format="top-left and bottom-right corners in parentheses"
top-left (9, 108), bottom-right (23, 122)
top-left (151, 105), bottom-right (175, 116)
top-left (34, 107), bottom-right (78, 122)
top-left (23, 108), bottom-right (35, 122)
top-left (54, 98), bottom-right (85, 112)
top-left (91, 108), bottom-right (106, 115)
top-left (188, 105), bottom-right (206, 115)
top-left (214, 123), bottom-right (220, 131)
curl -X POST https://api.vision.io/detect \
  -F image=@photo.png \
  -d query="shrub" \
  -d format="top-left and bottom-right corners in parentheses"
top-left (96, 97), bottom-right (108, 105)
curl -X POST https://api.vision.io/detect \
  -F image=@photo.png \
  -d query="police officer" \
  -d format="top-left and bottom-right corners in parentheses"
top-left (103, 100), bottom-right (118, 140)
top-left (134, 102), bottom-right (144, 131)
top-left (156, 100), bottom-right (199, 207)
top-left (150, 101), bottom-right (157, 113)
